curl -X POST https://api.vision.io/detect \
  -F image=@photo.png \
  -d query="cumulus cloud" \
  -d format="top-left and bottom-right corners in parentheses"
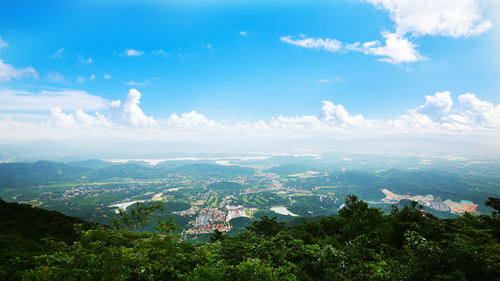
top-left (110, 89), bottom-right (155, 126)
top-left (50, 107), bottom-right (110, 127)
top-left (0, 88), bottom-right (499, 142)
top-left (361, 33), bottom-right (423, 63)
top-left (416, 91), bottom-right (454, 121)
top-left (125, 49), bottom-right (144, 57)
top-left (0, 59), bottom-right (39, 82)
top-left (404, 91), bottom-right (500, 133)
top-left (321, 101), bottom-right (364, 127)
top-left (166, 111), bottom-right (217, 129)
top-left (104, 73), bottom-right (111, 79)
top-left (366, 0), bottom-right (492, 37)
top-left (449, 93), bottom-right (500, 127)
top-left (280, 35), bottom-right (343, 52)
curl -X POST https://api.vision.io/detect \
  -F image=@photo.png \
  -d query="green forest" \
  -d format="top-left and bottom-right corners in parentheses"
top-left (1, 196), bottom-right (500, 281)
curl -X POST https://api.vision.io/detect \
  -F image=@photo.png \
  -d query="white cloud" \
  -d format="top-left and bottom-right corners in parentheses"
top-left (77, 76), bottom-right (86, 83)
top-left (280, 35), bottom-right (343, 52)
top-left (450, 93), bottom-right (500, 127)
top-left (125, 49), bottom-right (144, 57)
top-left (267, 115), bottom-right (323, 131)
top-left (0, 37), bottom-right (38, 82)
top-left (51, 48), bottom-right (64, 59)
top-left (166, 111), bottom-right (217, 129)
top-left (0, 59), bottom-right (38, 82)
top-left (46, 72), bottom-right (65, 83)
top-left (239, 31), bottom-right (248, 36)
top-left (405, 91), bottom-right (500, 132)
top-left (0, 37), bottom-right (9, 50)
top-left (90, 74), bottom-right (96, 81)
top-left (124, 77), bottom-right (158, 86)
top-left (110, 89), bottom-right (155, 126)
top-left (125, 81), bottom-right (148, 86)
top-left (50, 107), bottom-right (110, 128)
top-left (0, 89), bottom-right (109, 111)
top-left (318, 77), bottom-right (344, 83)
top-left (416, 91), bottom-right (454, 121)
top-left (49, 107), bottom-right (77, 127)
top-left (152, 50), bottom-right (170, 57)
top-left (104, 73), bottom-right (111, 79)
top-left (361, 32), bottom-right (423, 63)
top-left (78, 56), bottom-right (93, 64)
top-left (321, 101), bottom-right (365, 127)
top-left (281, 33), bottom-right (422, 64)
top-left (366, 0), bottom-right (492, 37)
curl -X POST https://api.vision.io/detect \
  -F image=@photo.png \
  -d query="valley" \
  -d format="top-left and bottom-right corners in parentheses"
top-left (1, 152), bottom-right (499, 239)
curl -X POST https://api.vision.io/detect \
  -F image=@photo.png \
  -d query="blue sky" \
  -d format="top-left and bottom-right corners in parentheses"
top-left (0, 0), bottom-right (499, 153)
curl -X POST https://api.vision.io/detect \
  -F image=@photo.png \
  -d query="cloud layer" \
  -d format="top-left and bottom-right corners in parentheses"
top-left (0, 89), bottom-right (108, 111)
top-left (0, 88), bottom-right (498, 142)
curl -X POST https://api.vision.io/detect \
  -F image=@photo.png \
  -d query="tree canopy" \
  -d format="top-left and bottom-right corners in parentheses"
top-left (2, 196), bottom-right (500, 280)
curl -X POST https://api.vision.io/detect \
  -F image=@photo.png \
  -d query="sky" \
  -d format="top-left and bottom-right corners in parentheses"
top-left (0, 0), bottom-right (499, 157)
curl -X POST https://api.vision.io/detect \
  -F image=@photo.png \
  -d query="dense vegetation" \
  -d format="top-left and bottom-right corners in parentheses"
top-left (1, 196), bottom-right (499, 280)
top-left (0, 199), bottom-right (95, 276)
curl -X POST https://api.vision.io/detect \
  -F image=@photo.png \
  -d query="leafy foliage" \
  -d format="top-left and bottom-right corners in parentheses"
top-left (2, 196), bottom-right (500, 280)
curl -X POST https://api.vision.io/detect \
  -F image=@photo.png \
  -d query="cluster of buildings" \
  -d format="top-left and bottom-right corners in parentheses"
top-left (186, 223), bottom-right (232, 235)
top-left (182, 207), bottom-right (231, 236)
top-left (195, 208), bottom-right (226, 227)
top-left (181, 205), bottom-right (256, 238)
top-left (52, 186), bottom-right (101, 201)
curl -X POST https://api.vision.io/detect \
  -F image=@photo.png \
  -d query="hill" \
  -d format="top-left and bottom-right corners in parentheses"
top-left (0, 198), bottom-right (94, 262)
top-left (0, 161), bottom-right (88, 188)
top-left (263, 164), bottom-right (313, 176)
top-left (67, 159), bottom-right (116, 169)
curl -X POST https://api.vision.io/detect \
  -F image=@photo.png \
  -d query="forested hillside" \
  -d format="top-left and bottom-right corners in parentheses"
top-left (2, 196), bottom-right (499, 280)
top-left (0, 199), bottom-right (95, 274)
